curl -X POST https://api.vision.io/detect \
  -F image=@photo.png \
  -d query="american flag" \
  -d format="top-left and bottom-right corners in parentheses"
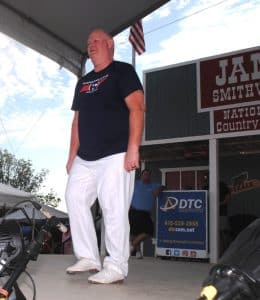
top-left (129, 20), bottom-right (145, 55)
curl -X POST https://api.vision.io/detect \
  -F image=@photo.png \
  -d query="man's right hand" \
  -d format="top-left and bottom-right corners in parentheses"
top-left (66, 159), bottom-right (74, 174)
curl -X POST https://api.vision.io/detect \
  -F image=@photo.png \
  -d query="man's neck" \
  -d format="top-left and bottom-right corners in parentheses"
top-left (94, 59), bottom-right (113, 72)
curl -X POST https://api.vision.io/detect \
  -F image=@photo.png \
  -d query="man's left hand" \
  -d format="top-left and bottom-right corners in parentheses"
top-left (124, 149), bottom-right (140, 172)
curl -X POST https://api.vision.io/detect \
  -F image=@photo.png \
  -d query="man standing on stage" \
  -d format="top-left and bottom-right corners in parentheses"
top-left (65, 29), bottom-right (145, 284)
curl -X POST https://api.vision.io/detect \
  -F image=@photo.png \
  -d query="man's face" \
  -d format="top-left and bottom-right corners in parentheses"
top-left (87, 30), bottom-right (112, 62)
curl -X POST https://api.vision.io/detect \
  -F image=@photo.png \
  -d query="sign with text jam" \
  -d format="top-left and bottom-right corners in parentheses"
top-left (156, 190), bottom-right (208, 259)
top-left (198, 47), bottom-right (260, 111)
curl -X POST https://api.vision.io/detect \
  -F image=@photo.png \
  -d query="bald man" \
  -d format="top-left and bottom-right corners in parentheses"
top-left (65, 29), bottom-right (145, 284)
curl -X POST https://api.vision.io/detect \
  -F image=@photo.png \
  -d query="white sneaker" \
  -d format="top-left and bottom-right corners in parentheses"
top-left (88, 267), bottom-right (124, 284)
top-left (136, 251), bottom-right (143, 259)
top-left (66, 258), bottom-right (101, 274)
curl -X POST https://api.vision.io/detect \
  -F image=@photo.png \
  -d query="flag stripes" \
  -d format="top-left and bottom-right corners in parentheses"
top-left (129, 20), bottom-right (145, 55)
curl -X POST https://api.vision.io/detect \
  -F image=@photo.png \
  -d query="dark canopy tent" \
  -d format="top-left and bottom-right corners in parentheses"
top-left (0, 0), bottom-right (169, 76)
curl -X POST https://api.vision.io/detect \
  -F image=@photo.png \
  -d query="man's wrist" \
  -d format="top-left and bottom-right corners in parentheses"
top-left (127, 144), bottom-right (139, 152)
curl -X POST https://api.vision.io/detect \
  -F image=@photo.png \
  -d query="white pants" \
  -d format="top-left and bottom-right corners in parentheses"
top-left (65, 153), bottom-right (135, 276)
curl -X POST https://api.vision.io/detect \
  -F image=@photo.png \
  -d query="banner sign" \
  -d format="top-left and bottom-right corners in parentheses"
top-left (199, 48), bottom-right (260, 110)
top-left (214, 104), bottom-right (260, 134)
top-left (156, 190), bottom-right (208, 259)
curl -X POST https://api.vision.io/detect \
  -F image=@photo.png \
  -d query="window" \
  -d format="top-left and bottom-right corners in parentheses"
top-left (161, 167), bottom-right (209, 190)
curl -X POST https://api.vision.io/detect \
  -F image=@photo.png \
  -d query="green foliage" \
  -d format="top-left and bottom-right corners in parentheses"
top-left (0, 148), bottom-right (48, 192)
top-left (0, 148), bottom-right (61, 207)
top-left (37, 189), bottom-right (61, 208)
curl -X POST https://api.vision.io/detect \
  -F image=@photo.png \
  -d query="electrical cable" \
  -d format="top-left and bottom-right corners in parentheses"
top-left (145, 0), bottom-right (231, 36)
top-left (118, 0), bottom-right (232, 46)
top-left (14, 111), bottom-right (46, 156)
top-left (0, 204), bottom-right (64, 299)
top-left (0, 116), bottom-right (15, 154)
top-left (0, 199), bottom-right (39, 224)
top-left (24, 270), bottom-right (36, 300)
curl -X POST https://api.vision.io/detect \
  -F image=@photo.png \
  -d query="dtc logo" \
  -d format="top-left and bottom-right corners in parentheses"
top-left (165, 249), bottom-right (172, 256)
top-left (160, 196), bottom-right (203, 212)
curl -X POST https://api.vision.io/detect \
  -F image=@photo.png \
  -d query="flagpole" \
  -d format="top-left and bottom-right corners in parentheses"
top-left (132, 46), bottom-right (136, 69)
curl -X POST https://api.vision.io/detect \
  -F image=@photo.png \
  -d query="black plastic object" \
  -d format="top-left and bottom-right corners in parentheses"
top-left (0, 221), bottom-right (24, 276)
top-left (198, 218), bottom-right (260, 300)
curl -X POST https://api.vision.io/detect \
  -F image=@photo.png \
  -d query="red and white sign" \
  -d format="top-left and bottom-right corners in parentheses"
top-left (214, 104), bottom-right (260, 134)
top-left (199, 48), bottom-right (260, 111)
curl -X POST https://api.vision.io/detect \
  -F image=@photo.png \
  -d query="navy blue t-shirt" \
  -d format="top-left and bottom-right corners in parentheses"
top-left (71, 60), bottom-right (143, 161)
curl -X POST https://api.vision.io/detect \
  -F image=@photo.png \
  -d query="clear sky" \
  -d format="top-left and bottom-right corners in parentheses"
top-left (0, 0), bottom-right (259, 212)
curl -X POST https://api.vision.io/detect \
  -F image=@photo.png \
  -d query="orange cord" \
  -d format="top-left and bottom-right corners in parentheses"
top-left (0, 287), bottom-right (8, 298)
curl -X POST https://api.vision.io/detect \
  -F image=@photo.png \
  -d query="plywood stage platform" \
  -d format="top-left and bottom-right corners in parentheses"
top-left (16, 255), bottom-right (212, 300)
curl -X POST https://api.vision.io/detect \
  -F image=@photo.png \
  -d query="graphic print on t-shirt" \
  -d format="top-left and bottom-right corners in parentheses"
top-left (80, 74), bottom-right (108, 94)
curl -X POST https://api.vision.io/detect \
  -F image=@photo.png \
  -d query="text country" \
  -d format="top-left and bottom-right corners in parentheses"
top-left (214, 105), bottom-right (260, 133)
top-left (216, 119), bottom-right (259, 133)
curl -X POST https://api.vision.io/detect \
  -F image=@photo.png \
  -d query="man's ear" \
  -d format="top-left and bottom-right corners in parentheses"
top-left (107, 38), bottom-right (114, 54)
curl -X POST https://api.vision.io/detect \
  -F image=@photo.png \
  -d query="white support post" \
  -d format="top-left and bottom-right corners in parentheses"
top-left (209, 138), bottom-right (219, 263)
